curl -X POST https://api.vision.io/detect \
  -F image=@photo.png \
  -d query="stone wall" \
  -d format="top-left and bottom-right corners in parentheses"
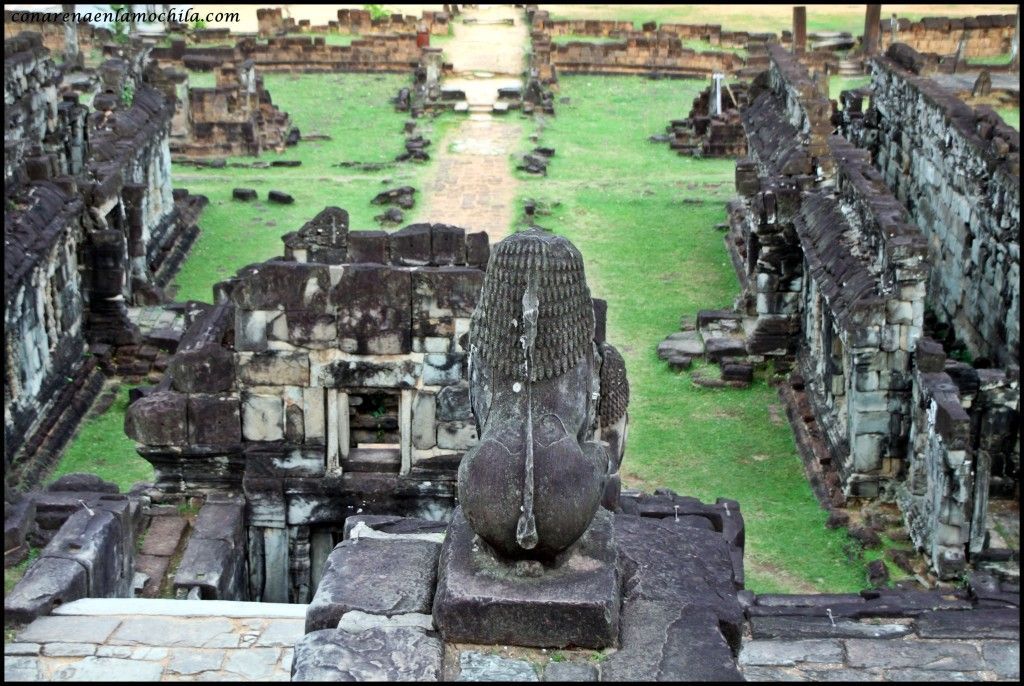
top-left (156, 34), bottom-right (422, 74)
top-left (728, 42), bottom-right (1019, 577)
top-left (4, 33), bottom-right (205, 482)
top-left (877, 14), bottom-right (1017, 58)
top-left (549, 33), bottom-right (745, 78)
top-left (171, 60), bottom-right (295, 158)
top-left (2, 12), bottom-right (105, 63)
top-left (257, 7), bottom-right (451, 38)
top-left (839, 44), bottom-right (1020, 369)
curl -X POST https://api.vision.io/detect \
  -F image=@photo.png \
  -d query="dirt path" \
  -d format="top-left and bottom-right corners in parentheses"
top-left (418, 5), bottom-right (528, 242)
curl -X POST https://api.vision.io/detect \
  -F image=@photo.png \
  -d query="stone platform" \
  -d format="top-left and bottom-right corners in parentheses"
top-left (4, 598), bottom-right (304, 681)
top-left (295, 493), bottom-right (747, 681)
top-left (433, 508), bottom-right (620, 649)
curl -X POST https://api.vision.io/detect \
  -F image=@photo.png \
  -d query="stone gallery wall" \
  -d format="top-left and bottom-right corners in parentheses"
top-left (4, 33), bottom-right (204, 480)
top-left (841, 44), bottom-right (1020, 369)
top-left (876, 14), bottom-right (1017, 58)
top-left (729, 43), bottom-right (1018, 577)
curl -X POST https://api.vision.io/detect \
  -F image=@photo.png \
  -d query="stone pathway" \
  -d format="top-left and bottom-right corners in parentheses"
top-left (126, 305), bottom-right (185, 339)
top-left (4, 599), bottom-right (305, 682)
top-left (419, 5), bottom-right (528, 242)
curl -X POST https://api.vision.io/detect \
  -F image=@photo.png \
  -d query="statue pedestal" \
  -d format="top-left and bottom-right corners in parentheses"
top-left (432, 507), bottom-right (620, 649)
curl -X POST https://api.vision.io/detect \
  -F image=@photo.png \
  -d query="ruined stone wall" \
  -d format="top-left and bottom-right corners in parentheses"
top-left (172, 60), bottom-right (294, 158)
top-left (733, 43), bottom-right (1018, 575)
top-left (899, 339), bottom-right (1019, 579)
top-left (842, 45), bottom-right (1020, 368)
top-left (162, 34), bottom-right (422, 74)
top-left (2, 12), bottom-right (104, 61)
top-left (5, 34), bottom-right (204, 480)
top-left (877, 14), bottom-right (1016, 58)
top-left (549, 33), bottom-right (745, 78)
top-left (733, 45), bottom-right (931, 498)
top-left (256, 7), bottom-right (450, 38)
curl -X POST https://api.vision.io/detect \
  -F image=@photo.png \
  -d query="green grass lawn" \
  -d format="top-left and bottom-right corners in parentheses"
top-left (47, 385), bottom-right (155, 491)
top-left (995, 107), bottom-right (1019, 130)
top-left (829, 75), bottom-right (871, 101)
top-left (518, 75), bottom-right (898, 593)
top-left (171, 72), bottom-right (459, 302)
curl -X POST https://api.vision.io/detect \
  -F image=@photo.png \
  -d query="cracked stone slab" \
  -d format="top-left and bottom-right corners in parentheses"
top-left (4, 657), bottom-right (42, 681)
top-left (844, 638), bottom-right (985, 671)
top-left (41, 642), bottom-right (97, 657)
top-left (292, 626), bottom-right (443, 681)
top-left (751, 616), bottom-right (912, 640)
top-left (167, 651), bottom-right (226, 675)
top-left (108, 616), bottom-right (240, 648)
top-left (738, 639), bottom-right (845, 666)
top-left (458, 651), bottom-right (539, 681)
top-left (305, 538), bottom-right (440, 632)
top-left (4, 643), bottom-right (41, 656)
top-left (223, 647), bottom-right (281, 680)
top-left (337, 610), bottom-right (434, 633)
top-left (51, 656), bottom-right (165, 681)
top-left (542, 660), bottom-right (598, 681)
top-left (254, 618), bottom-right (305, 646)
top-left (16, 615), bottom-right (122, 644)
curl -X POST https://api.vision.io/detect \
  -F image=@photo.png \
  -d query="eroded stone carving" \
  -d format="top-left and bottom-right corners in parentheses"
top-left (459, 229), bottom-right (614, 560)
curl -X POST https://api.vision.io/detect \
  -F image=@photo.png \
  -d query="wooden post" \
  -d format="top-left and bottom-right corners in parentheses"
top-left (793, 6), bottom-right (807, 55)
top-left (863, 4), bottom-right (882, 56)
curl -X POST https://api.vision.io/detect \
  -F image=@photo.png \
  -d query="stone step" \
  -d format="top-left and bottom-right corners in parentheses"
top-left (52, 597), bottom-right (307, 618)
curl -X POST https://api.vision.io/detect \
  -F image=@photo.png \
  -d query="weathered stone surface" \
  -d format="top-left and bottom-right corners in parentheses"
top-left (108, 616), bottom-right (239, 648)
top-left (845, 638), bottom-right (985, 670)
top-left (337, 611), bottom-right (433, 633)
top-left (223, 647), bottom-right (281, 679)
top-left (42, 642), bottom-right (97, 656)
top-left (750, 616), bottom-right (911, 640)
top-left (174, 500), bottom-right (246, 600)
top-left (981, 640), bottom-right (1019, 680)
top-left (124, 391), bottom-right (187, 445)
top-left (15, 615), bottom-right (122, 644)
top-left (542, 660), bottom-right (598, 681)
top-left (268, 190), bottom-right (294, 204)
top-left (140, 516), bottom-right (187, 557)
top-left (305, 538), bottom-right (440, 632)
top-left (233, 188), bottom-right (257, 201)
top-left (739, 639), bottom-right (845, 666)
top-left (4, 657), bottom-right (42, 681)
top-left (914, 608), bottom-right (1019, 639)
top-left (167, 648), bottom-right (225, 675)
top-left (46, 473), bottom-right (119, 494)
top-left (657, 331), bottom-right (705, 358)
top-left (52, 656), bottom-right (165, 681)
top-left (433, 508), bottom-right (619, 649)
top-left (458, 651), bottom-right (538, 681)
top-left (602, 602), bottom-right (741, 681)
top-left (292, 627), bottom-right (443, 681)
top-left (168, 345), bottom-right (234, 393)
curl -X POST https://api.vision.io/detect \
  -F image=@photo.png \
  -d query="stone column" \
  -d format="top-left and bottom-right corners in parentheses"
top-left (400, 389), bottom-right (413, 475)
top-left (793, 6), bottom-right (807, 55)
top-left (710, 73), bottom-right (724, 116)
top-left (863, 4), bottom-right (882, 56)
top-left (62, 4), bottom-right (79, 65)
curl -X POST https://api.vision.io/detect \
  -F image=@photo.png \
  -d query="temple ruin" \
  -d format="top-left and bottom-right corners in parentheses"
top-left (3, 4), bottom-right (1020, 683)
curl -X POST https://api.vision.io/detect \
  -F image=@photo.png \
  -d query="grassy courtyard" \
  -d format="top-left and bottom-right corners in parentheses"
top-left (517, 75), bottom-right (898, 593)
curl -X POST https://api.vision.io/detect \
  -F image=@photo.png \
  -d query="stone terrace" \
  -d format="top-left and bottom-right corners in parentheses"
top-left (4, 599), bottom-right (303, 681)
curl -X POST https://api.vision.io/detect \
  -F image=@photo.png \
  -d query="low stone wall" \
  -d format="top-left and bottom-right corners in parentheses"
top-left (4, 475), bottom-right (145, 624)
top-left (257, 7), bottom-right (451, 38)
top-left (157, 34), bottom-right (423, 74)
top-left (840, 43), bottom-right (1019, 368)
top-left (877, 14), bottom-right (1017, 58)
top-left (550, 33), bottom-right (745, 78)
top-left (2, 12), bottom-right (106, 63)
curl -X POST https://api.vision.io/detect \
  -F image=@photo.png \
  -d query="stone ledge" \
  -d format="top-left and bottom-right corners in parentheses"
top-left (52, 598), bottom-right (308, 618)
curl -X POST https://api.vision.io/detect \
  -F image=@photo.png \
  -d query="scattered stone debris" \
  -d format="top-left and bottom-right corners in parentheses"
top-left (375, 207), bottom-right (405, 225)
top-left (517, 147), bottom-right (555, 175)
top-left (372, 186), bottom-right (417, 210)
top-left (270, 160), bottom-right (301, 168)
top-left (232, 188), bottom-right (258, 201)
top-left (267, 190), bottom-right (294, 204)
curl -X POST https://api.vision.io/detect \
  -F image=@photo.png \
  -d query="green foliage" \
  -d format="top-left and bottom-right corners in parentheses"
top-left (48, 385), bottom-right (154, 491)
top-left (109, 4), bottom-right (130, 44)
top-left (364, 4), bottom-right (389, 22)
top-left (518, 75), bottom-right (885, 593)
top-left (190, 19), bottom-right (207, 31)
top-left (120, 79), bottom-right (135, 107)
top-left (4, 547), bottom-right (41, 595)
top-left (550, 652), bottom-right (566, 663)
